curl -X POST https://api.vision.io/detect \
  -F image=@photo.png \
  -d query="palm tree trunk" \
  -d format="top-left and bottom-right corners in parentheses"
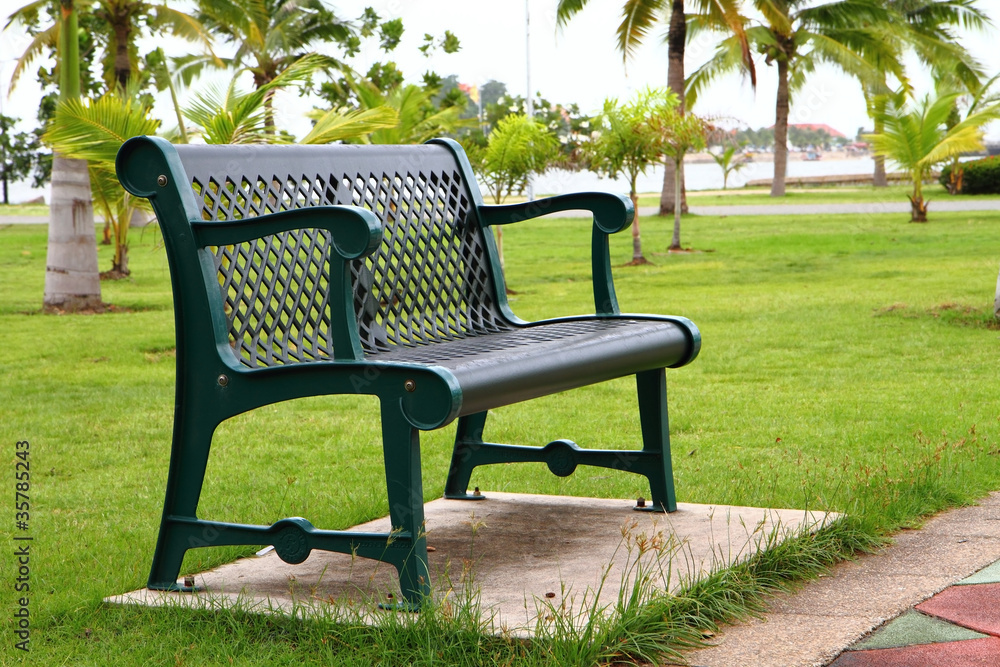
top-left (909, 173), bottom-right (927, 222)
top-left (671, 157), bottom-right (683, 250)
top-left (630, 190), bottom-right (645, 262)
top-left (43, 154), bottom-right (102, 310)
top-left (873, 155), bottom-right (887, 187)
top-left (771, 58), bottom-right (790, 197)
top-left (113, 18), bottom-right (131, 89)
top-left (44, 1), bottom-right (102, 311)
top-left (659, 0), bottom-right (688, 216)
top-left (629, 172), bottom-right (646, 263)
top-left (873, 100), bottom-right (887, 187)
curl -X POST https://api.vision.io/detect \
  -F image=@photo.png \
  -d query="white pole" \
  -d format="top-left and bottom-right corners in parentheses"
top-left (525, 0), bottom-right (534, 201)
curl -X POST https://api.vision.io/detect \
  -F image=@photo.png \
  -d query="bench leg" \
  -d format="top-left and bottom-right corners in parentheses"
top-left (147, 411), bottom-right (216, 591)
top-left (636, 368), bottom-right (677, 513)
top-left (444, 411), bottom-right (490, 500)
top-left (445, 388), bottom-right (679, 513)
top-left (380, 408), bottom-right (432, 609)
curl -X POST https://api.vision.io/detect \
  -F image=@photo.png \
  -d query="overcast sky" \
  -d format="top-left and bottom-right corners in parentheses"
top-left (2, 0), bottom-right (999, 140)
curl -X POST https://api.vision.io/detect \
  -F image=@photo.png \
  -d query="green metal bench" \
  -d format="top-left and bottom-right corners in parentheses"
top-left (115, 136), bottom-right (701, 608)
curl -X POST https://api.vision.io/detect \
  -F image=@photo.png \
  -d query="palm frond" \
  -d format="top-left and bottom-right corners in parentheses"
top-left (694, 0), bottom-right (756, 87)
top-left (44, 93), bottom-right (160, 165)
top-left (618, 0), bottom-right (664, 63)
top-left (803, 29), bottom-right (898, 87)
top-left (555, 0), bottom-right (592, 28)
top-left (301, 106), bottom-right (398, 144)
top-left (868, 92), bottom-right (993, 171)
top-left (754, 0), bottom-right (793, 36)
top-left (184, 53), bottom-right (326, 144)
top-left (8, 23), bottom-right (57, 90)
top-left (901, 0), bottom-right (992, 33)
top-left (685, 32), bottom-right (758, 108)
top-left (797, 0), bottom-right (891, 31)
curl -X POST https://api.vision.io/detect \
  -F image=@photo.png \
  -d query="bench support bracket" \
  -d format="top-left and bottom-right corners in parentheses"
top-left (444, 368), bottom-right (677, 512)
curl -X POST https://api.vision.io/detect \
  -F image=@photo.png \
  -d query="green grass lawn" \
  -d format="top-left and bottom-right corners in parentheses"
top-left (0, 203), bottom-right (49, 217)
top-left (3, 209), bottom-right (1000, 665)
top-left (637, 183), bottom-right (1000, 208)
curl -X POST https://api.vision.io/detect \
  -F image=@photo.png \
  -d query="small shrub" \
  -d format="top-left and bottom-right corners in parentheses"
top-left (939, 156), bottom-right (1000, 194)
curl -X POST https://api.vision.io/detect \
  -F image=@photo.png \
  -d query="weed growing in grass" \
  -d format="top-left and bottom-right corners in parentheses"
top-left (531, 520), bottom-right (689, 664)
top-left (874, 301), bottom-right (1000, 330)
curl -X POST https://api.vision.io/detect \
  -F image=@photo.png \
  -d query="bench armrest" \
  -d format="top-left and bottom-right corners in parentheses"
top-left (193, 206), bottom-right (382, 362)
top-left (478, 193), bottom-right (634, 316)
top-left (477, 192), bottom-right (633, 234)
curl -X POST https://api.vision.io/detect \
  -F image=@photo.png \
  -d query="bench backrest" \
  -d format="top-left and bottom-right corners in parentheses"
top-left (162, 142), bottom-right (510, 367)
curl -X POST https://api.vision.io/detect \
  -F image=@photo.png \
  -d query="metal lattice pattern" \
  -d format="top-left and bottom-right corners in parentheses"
top-left (347, 171), bottom-right (507, 353)
top-left (192, 163), bottom-right (507, 368)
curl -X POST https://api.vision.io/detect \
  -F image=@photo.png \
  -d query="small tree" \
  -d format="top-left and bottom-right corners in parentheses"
top-left (650, 99), bottom-right (709, 251)
top-left (943, 73), bottom-right (1000, 195)
top-left (45, 90), bottom-right (160, 278)
top-left (867, 91), bottom-right (999, 222)
top-left (465, 114), bottom-right (557, 275)
top-left (710, 144), bottom-right (748, 190)
top-left (0, 114), bottom-right (45, 205)
top-left (587, 88), bottom-right (679, 264)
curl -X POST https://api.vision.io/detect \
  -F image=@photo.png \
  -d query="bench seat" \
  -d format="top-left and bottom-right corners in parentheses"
top-left (371, 316), bottom-right (696, 416)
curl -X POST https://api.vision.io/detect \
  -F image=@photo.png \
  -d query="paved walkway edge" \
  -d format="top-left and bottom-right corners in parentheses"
top-left (681, 492), bottom-right (1000, 667)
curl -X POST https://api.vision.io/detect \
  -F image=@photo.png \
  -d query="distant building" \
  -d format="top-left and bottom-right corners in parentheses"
top-left (770, 123), bottom-right (848, 139)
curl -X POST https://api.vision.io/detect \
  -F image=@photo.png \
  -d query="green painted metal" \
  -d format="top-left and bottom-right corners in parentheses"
top-left (116, 135), bottom-right (700, 609)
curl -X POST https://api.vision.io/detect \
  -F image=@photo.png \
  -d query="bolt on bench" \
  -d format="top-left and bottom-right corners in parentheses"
top-left (116, 136), bottom-right (700, 608)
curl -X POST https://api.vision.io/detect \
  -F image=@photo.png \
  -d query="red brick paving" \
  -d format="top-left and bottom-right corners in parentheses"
top-left (827, 636), bottom-right (1000, 666)
top-left (915, 583), bottom-right (1000, 637)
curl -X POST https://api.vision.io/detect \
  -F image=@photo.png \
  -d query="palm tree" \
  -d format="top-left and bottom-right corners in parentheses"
top-left (586, 88), bottom-right (682, 263)
top-left (44, 89), bottom-right (160, 277)
top-left (8, 0), bottom-right (213, 92)
top-left (8, 0), bottom-right (214, 243)
top-left (189, 0), bottom-right (352, 128)
top-left (942, 73), bottom-right (1000, 193)
top-left (710, 144), bottom-right (749, 189)
top-left (182, 56), bottom-right (397, 145)
top-left (464, 114), bottom-right (557, 278)
top-left (30, 0), bottom-right (102, 311)
top-left (867, 0), bottom-right (991, 186)
top-left (688, 0), bottom-right (902, 197)
top-left (555, 0), bottom-right (753, 216)
top-left (349, 80), bottom-right (472, 145)
top-left (867, 91), bottom-right (999, 222)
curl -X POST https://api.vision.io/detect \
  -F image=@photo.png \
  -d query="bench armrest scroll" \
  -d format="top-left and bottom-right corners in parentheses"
top-left (479, 193), bottom-right (633, 316)
top-left (192, 206), bottom-right (382, 261)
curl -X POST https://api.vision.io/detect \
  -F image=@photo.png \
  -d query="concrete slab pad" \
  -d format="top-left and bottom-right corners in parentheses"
top-left (850, 610), bottom-right (986, 651)
top-left (916, 583), bottom-right (1000, 636)
top-left (105, 493), bottom-right (832, 633)
top-left (827, 637), bottom-right (1000, 667)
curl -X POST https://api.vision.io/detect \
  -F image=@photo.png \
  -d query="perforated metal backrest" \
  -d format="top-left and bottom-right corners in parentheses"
top-left (172, 144), bottom-right (509, 368)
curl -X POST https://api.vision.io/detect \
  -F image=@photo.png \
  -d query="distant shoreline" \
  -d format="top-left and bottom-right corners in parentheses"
top-left (685, 149), bottom-right (869, 164)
